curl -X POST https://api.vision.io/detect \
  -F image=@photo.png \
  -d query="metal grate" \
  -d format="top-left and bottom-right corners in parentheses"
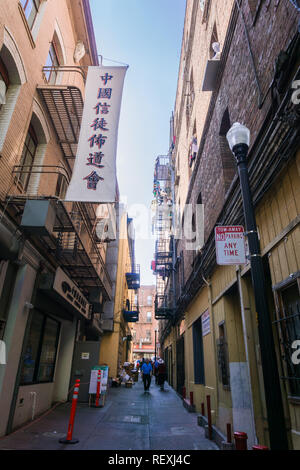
top-left (273, 283), bottom-right (300, 397)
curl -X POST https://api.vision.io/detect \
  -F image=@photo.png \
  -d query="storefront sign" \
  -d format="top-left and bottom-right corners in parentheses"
top-left (65, 66), bottom-right (128, 203)
top-left (215, 226), bottom-right (246, 265)
top-left (201, 310), bottom-right (210, 336)
top-left (53, 267), bottom-right (90, 319)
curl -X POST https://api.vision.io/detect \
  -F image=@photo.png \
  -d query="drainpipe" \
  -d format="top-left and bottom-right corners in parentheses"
top-left (0, 224), bottom-right (20, 260)
top-left (202, 274), bottom-right (219, 424)
top-left (237, 266), bottom-right (258, 447)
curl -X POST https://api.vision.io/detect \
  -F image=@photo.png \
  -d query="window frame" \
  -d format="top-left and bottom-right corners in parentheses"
top-left (20, 0), bottom-right (41, 30)
top-left (193, 315), bottom-right (205, 385)
top-left (19, 123), bottom-right (38, 191)
top-left (44, 39), bottom-right (60, 84)
top-left (20, 311), bottom-right (60, 386)
top-left (273, 276), bottom-right (300, 400)
top-left (146, 311), bottom-right (152, 323)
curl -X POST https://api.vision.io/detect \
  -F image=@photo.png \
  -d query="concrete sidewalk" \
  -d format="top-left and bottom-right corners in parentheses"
top-left (0, 377), bottom-right (219, 450)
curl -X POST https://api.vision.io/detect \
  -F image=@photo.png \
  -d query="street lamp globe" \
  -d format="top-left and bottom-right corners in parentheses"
top-left (226, 122), bottom-right (250, 151)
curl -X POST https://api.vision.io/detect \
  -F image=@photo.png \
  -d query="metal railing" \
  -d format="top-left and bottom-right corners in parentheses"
top-left (42, 65), bottom-right (86, 87)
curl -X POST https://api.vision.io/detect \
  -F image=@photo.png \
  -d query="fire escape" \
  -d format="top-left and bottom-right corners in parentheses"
top-left (152, 155), bottom-right (175, 320)
top-left (4, 66), bottom-right (115, 336)
top-left (123, 265), bottom-right (140, 323)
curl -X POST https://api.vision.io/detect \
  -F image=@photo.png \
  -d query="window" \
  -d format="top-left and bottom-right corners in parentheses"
top-left (193, 316), bottom-right (205, 384)
top-left (217, 322), bottom-right (230, 388)
top-left (275, 282), bottom-right (300, 398)
top-left (219, 108), bottom-right (235, 192)
top-left (147, 295), bottom-right (152, 306)
top-left (210, 23), bottom-right (219, 59)
top-left (20, 0), bottom-right (41, 30)
top-left (44, 40), bottom-right (60, 84)
top-left (20, 311), bottom-right (60, 384)
top-left (0, 57), bottom-right (9, 110)
top-left (55, 172), bottom-right (68, 199)
top-left (19, 124), bottom-right (38, 191)
top-left (248, 0), bottom-right (264, 23)
top-left (146, 312), bottom-right (152, 323)
top-left (145, 330), bottom-right (151, 342)
top-left (202, 0), bottom-right (211, 24)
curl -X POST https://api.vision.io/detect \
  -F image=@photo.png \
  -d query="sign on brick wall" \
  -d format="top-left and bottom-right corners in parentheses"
top-left (215, 226), bottom-right (246, 265)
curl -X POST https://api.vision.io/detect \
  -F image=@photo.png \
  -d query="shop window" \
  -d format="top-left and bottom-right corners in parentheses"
top-left (20, 311), bottom-right (60, 385)
top-left (193, 316), bottom-right (205, 384)
top-left (275, 282), bottom-right (300, 398)
top-left (20, 0), bottom-right (41, 30)
top-left (217, 322), bottom-right (230, 388)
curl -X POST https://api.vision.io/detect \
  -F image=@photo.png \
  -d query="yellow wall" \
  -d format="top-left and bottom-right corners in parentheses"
top-left (99, 211), bottom-right (133, 377)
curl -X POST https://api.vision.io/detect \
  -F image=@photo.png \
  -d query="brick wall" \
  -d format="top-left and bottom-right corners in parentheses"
top-left (173, 0), bottom-right (299, 289)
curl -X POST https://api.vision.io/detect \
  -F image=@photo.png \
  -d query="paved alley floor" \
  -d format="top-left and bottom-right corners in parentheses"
top-left (0, 378), bottom-right (218, 450)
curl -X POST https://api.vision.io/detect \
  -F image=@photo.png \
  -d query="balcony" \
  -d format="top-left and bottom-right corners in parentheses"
top-left (155, 238), bottom-right (173, 268)
top-left (125, 265), bottom-right (140, 290)
top-left (155, 294), bottom-right (173, 320)
top-left (38, 66), bottom-right (86, 160)
top-left (6, 166), bottom-right (112, 300)
top-left (123, 295), bottom-right (139, 323)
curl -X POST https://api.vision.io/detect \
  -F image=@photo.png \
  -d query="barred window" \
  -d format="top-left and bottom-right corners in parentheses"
top-left (217, 322), bottom-right (230, 388)
top-left (274, 281), bottom-right (300, 398)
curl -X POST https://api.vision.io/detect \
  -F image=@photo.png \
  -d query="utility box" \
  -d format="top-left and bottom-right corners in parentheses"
top-left (20, 200), bottom-right (56, 236)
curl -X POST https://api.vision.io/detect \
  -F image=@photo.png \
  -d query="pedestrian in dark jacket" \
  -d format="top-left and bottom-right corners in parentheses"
top-left (157, 359), bottom-right (167, 391)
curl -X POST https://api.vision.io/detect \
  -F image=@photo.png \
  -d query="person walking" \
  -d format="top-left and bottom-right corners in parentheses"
top-left (157, 359), bottom-right (167, 391)
top-left (141, 358), bottom-right (152, 392)
top-left (154, 357), bottom-right (159, 384)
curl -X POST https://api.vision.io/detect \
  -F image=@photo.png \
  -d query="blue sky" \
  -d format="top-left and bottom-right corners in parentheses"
top-left (90, 0), bottom-right (186, 285)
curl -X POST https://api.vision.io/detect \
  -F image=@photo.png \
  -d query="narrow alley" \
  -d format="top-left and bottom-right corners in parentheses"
top-left (0, 377), bottom-right (218, 451)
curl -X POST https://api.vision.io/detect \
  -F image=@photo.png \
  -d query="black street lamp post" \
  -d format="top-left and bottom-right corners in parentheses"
top-left (226, 123), bottom-right (289, 450)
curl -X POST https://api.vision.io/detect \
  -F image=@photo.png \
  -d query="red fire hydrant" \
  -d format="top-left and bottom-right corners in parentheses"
top-left (234, 432), bottom-right (248, 450)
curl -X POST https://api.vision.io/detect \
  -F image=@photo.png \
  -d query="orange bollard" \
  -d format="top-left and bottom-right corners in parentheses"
top-left (59, 379), bottom-right (80, 444)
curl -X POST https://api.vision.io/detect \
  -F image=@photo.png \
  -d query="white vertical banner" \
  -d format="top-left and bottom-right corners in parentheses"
top-left (65, 66), bottom-right (128, 202)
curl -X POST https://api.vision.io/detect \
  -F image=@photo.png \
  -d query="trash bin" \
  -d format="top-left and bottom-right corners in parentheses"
top-left (234, 432), bottom-right (248, 450)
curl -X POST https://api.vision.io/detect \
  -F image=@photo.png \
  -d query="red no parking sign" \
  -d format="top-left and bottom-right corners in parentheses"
top-left (215, 226), bottom-right (246, 265)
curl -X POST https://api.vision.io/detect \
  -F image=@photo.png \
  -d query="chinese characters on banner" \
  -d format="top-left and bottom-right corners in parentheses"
top-left (65, 66), bottom-right (128, 202)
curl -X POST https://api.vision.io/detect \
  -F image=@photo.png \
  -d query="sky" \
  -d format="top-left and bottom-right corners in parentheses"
top-left (90, 0), bottom-right (186, 285)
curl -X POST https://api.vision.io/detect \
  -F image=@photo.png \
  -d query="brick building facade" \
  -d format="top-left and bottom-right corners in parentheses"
top-left (132, 285), bottom-right (159, 360)
top-left (155, 0), bottom-right (300, 449)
